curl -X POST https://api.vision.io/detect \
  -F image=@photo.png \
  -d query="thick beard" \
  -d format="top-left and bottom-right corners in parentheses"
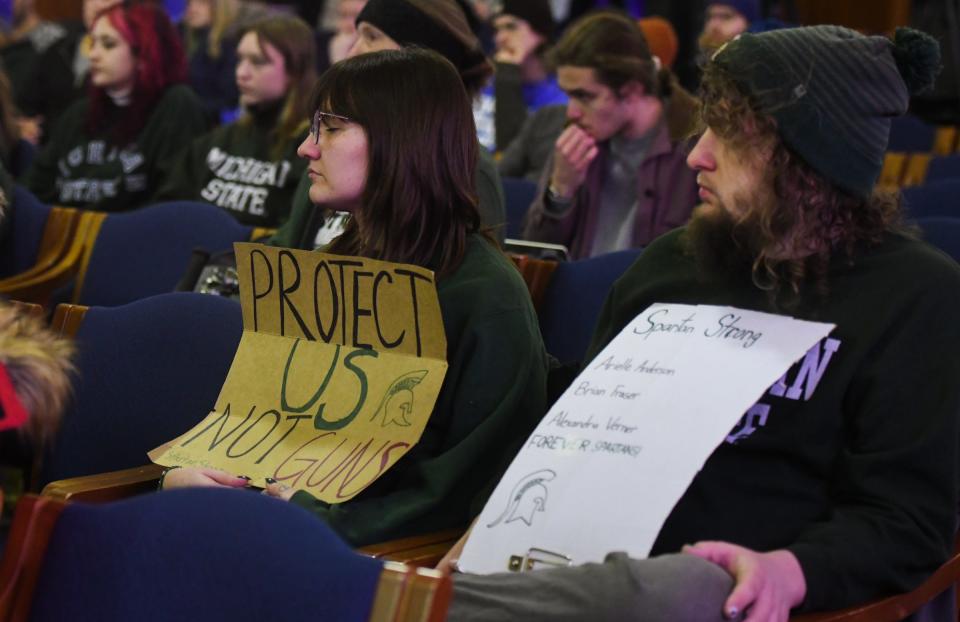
top-left (683, 202), bottom-right (764, 284)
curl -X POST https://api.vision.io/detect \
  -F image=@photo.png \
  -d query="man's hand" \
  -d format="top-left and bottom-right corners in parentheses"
top-left (550, 125), bottom-right (598, 200)
top-left (494, 30), bottom-right (542, 65)
top-left (160, 466), bottom-right (250, 490)
top-left (683, 542), bottom-right (806, 621)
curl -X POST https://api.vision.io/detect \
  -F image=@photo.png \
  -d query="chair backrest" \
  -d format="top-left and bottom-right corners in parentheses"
top-left (915, 217), bottom-right (960, 263)
top-left (888, 114), bottom-right (937, 153)
top-left (0, 491), bottom-right (451, 622)
top-left (902, 180), bottom-right (960, 220)
top-left (0, 185), bottom-right (51, 278)
top-left (39, 293), bottom-right (243, 487)
top-left (502, 177), bottom-right (538, 239)
top-left (74, 201), bottom-right (253, 307)
top-left (538, 248), bottom-right (642, 365)
top-left (925, 154), bottom-right (960, 184)
top-left (26, 489), bottom-right (385, 622)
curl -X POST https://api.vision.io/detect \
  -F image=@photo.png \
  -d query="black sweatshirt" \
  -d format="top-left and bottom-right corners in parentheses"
top-left (586, 227), bottom-right (960, 612)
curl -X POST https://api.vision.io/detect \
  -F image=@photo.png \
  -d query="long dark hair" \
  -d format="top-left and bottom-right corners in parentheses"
top-left (238, 15), bottom-right (317, 159)
top-left (318, 49), bottom-right (481, 277)
top-left (694, 60), bottom-right (903, 301)
top-left (86, 3), bottom-right (187, 144)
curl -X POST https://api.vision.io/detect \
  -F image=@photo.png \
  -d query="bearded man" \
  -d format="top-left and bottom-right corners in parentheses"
top-left (444, 25), bottom-right (960, 622)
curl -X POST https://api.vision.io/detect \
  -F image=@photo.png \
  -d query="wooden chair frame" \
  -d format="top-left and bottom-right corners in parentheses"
top-left (0, 210), bottom-right (268, 308)
top-left (0, 211), bottom-right (105, 307)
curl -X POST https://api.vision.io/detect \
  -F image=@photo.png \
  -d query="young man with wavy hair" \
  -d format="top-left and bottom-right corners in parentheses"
top-left (522, 11), bottom-right (699, 260)
top-left (445, 25), bottom-right (960, 622)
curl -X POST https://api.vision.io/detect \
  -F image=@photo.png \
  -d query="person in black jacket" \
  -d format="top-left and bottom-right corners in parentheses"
top-left (441, 25), bottom-right (960, 622)
top-left (158, 14), bottom-right (316, 227)
top-left (22, 2), bottom-right (207, 211)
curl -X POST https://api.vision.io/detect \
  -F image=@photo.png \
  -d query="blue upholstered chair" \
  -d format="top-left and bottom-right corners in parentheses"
top-left (901, 180), bottom-right (960, 221)
top-left (27, 489), bottom-right (384, 622)
top-left (925, 154), bottom-right (960, 185)
top-left (0, 185), bottom-right (53, 278)
top-left (538, 248), bottom-right (642, 365)
top-left (502, 177), bottom-right (538, 239)
top-left (915, 217), bottom-right (960, 264)
top-left (887, 114), bottom-right (937, 153)
top-left (39, 293), bottom-right (243, 487)
top-left (72, 201), bottom-right (253, 307)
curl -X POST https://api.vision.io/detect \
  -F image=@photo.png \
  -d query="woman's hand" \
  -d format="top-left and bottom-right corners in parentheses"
top-left (160, 466), bottom-right (250, 490)
top-left (683, 542), bottom-right (806, 622)
top-left (263, 479), bottom-right (296, 501)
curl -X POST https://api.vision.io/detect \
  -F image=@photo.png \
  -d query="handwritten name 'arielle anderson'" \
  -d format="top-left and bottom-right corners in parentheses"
top-left (633, 309), bottom-right (763, 348)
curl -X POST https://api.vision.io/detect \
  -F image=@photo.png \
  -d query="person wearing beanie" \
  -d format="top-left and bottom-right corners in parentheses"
top-left (521, 11), bottom-right (699, 259)
top-left (437, 25), bottom-right (960, 622)
top-left (268, 0), bottom-right (508, 249)
top-left (698, 1), bottom-right (759, 59)
top-left (473, 0), bottom-right (567, 152)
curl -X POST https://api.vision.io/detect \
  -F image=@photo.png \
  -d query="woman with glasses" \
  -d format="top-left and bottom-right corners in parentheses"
top-left (270, 0), bottom-right (507, 249)
top-left (23, 2), bottom-right (207, 212)
top-left (163, 48), bottom-right (549, 548)
top-left (158, 15), bottom-right (316, 228)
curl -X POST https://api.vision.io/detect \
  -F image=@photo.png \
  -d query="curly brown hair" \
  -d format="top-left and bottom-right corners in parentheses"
top-left (695, 60), bottom-right (905, 302)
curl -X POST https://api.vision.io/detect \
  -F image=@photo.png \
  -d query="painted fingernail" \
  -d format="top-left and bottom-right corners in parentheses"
top-left (726, 606), bottom-right (739, 619)
top-left (265, 477), bottom-right (277, 485)
top-left (237, 475), bottom-right (251, 481)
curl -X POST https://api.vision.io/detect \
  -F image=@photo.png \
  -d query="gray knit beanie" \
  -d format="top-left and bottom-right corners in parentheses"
top-left (712, 25), bottom-right (941, 198)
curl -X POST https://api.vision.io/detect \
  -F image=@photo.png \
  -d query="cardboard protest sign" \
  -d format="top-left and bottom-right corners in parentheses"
top-left (150, 243), bottom-right (448, 503)
top-left (459, 303), bottom-right (834, 573)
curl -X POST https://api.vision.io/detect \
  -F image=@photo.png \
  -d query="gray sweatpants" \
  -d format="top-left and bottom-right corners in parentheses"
top-left (449, 553), bottom-right (735, 622)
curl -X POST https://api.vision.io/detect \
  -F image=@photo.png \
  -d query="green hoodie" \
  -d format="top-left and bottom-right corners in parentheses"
top-left (290, 234), bottom-right (548, 545)
top-left (23, 84), bottom-right (207, 212)
top-left (156, 102), bottom-right (307, 227)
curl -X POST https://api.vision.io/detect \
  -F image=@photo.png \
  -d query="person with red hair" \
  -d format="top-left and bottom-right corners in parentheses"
top-left (23, 2), bottom-right (207, 212)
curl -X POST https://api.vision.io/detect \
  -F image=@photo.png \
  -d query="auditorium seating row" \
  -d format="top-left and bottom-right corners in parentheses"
top-left (3, 177), bottom-right (960, 618)
top-left (0, 189), bottom-right (273, 309)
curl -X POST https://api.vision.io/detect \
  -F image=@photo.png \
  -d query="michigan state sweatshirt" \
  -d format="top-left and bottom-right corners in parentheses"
top-left (23, 84), bottom-right (207, 212)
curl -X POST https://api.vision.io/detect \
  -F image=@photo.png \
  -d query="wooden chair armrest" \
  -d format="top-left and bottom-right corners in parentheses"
top-left (0, 212), bottom-right (105, 307)
top-left (381, 541), bottom-right (459, 568)
top-left (50, 303), bottom-right (89, 338)
top-left (369, 562), bottom-right (452, 622)
top-left (508, 253), bottom-right (559, 311)
top-left (791, 548), bottom-right (960, 622)
top-left (359, 528), bottom-right (465, 559)
top-left (0, 207), bottom-right (80, 288)
top-left (40, 463), bottom-right (165, 503)
top-left (0, 495), bottom-right (67, 621)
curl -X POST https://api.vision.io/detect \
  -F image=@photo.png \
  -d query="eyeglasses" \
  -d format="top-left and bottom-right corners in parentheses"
top-left (310, 110), bottom-right (353, 144)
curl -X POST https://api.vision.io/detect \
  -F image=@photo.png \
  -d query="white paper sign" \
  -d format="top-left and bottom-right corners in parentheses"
top-left (459, 303), bottom-right (834, 574)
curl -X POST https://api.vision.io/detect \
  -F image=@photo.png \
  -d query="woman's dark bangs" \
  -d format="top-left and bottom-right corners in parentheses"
top-left (310, 63), bottom-right (359, 121)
